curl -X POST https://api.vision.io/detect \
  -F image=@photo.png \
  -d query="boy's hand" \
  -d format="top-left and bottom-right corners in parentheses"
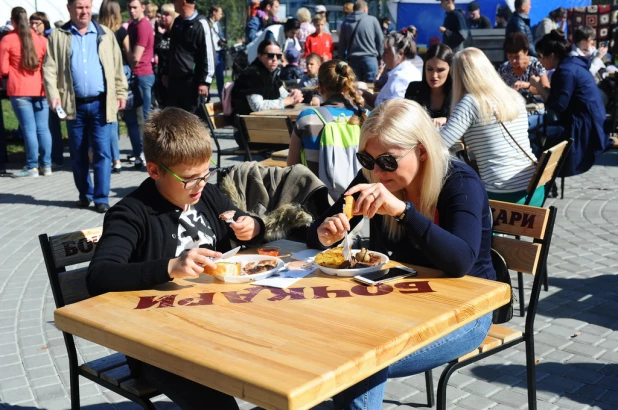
top-left (231, 215), bottom-right (260, 241)
top-left (168, 248), bottom-right (222, 279)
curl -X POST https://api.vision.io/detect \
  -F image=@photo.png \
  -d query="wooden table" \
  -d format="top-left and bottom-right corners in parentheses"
top-left (54, 240), bottom-right (510, 410)
top-left (249, 103), bottom-right (312, 121)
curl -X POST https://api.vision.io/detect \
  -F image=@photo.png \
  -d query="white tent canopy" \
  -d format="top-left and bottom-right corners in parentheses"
top-left (0, 0), bottom-right (103, 28)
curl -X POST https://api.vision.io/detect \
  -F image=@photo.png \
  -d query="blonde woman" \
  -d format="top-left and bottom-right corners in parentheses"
top-left (440, 47), bottom-right (540, 204)
top-left (296, 7), bottom-right (314, 45)
top-left (308, 99), bottom-right (495, 409)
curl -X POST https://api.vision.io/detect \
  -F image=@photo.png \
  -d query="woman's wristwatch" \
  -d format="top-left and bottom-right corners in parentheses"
top-left (394, 201), bottom-right (411, 222)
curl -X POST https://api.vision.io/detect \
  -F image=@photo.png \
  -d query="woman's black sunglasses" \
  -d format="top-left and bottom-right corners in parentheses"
top-left (264, 52), bottom-right (283, 60)
top-left (356, 146), bottom-right (416, 172)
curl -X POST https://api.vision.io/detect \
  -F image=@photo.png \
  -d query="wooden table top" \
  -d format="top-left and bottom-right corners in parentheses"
top-left (55, 240), bottom-right (510, 410)
top-left (260, 149), bottom-right (289, 167)
top-left (249, 103), bottom-right (312, 120)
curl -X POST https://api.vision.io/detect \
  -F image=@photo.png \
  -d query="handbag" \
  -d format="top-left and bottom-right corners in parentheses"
top-left (122, 65), bottom-right (143, 111)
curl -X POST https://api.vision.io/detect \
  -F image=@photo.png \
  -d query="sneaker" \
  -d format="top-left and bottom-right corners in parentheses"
top-left (42, 167), bottom-right (52, 176)
top-left (112, 163), bottom-right (122, 173)
top-left (12, 168), bottom-right (39, 178)
top-left (134, 153), bottom-right (145, 169)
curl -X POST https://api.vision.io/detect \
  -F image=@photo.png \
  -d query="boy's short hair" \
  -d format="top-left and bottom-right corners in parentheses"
top-left (143, 108), bottom-right (212, 167)
top-left (313, 14), bottom-right (325, 24)
top-left (306, 52), bottom-right (322, 64)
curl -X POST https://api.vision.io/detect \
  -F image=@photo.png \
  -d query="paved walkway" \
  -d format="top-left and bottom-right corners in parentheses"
top-left (0, 133), bottom-right (617, 410)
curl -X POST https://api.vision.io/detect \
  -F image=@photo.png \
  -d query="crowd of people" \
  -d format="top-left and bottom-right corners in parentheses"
top-left (0, 0), bottom-right (614, 409)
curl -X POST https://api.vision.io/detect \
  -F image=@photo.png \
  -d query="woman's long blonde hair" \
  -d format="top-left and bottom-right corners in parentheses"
top-left (360, 99), bottom-right (450, 241)
top-left (451, 47), bottom-right (524, 124)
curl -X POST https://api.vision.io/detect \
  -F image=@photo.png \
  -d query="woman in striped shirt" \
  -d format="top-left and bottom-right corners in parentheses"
top-left (439, 48), bottom-right (542, 205)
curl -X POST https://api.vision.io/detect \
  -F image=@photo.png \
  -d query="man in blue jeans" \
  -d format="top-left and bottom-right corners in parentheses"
top-left (43, 0), bottom-right (127, 213)
top-left (128, 0), bottom-right (155, 168)
top-left (338, 0), bottom-right (383, 83)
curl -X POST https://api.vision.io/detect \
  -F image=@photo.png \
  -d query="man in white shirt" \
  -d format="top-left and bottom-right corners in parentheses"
top-left (208, 5), bottom-right (226, 99)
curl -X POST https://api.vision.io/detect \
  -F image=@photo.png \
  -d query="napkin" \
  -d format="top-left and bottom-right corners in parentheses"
top-left (290, 249), bottom-right (321, 261)
top-left (252, 262), bottom-right (316, 288)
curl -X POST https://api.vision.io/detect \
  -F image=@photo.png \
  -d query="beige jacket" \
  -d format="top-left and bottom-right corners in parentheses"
top-left (43, 21), bottom-right (127, 123)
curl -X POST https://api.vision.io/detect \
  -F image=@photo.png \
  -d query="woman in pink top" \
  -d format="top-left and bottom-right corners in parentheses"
top-left (0, 7), bottom-right (51, 178)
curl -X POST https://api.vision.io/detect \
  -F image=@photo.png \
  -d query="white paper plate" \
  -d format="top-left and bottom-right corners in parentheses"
top-left (314, 250), bottom-right (389, 277)
top-left (214, 255), bottom-right (284, 283)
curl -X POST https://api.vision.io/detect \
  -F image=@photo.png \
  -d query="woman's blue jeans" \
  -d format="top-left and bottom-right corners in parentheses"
top-left (10, 96), bottom-right (52, 169)
top-left (332, 313), bottom-right (493, 410)
top-left (120, 107), bottom-right (143, 158)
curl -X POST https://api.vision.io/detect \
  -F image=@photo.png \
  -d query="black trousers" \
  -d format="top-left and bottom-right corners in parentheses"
top-left (139, 361), bottom-right (239, 410)
top-left (167, 76), bottom-right (200, 113)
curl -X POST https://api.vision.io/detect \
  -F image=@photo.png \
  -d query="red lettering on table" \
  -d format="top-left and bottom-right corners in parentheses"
top-left (267, 288), bottom-right (307, 301)
top-left (394, 281), bottom-right (435, 294)
top-left (177, 293), bottom-right (215, 306)
top-left (350, 284), bottom-right (393, 296)
top-left (521, 213), bottom-right (536, 228)
top-left (222, 287), bottom-right (263, 303)
top-left (77, 238), bottom-right (94, 253)
top-left (311, 286), bottom-right (352, 299)
top-left (62, 241), bottom-right (79, 257)
top-left (135, 295), bottom-right (177, 309)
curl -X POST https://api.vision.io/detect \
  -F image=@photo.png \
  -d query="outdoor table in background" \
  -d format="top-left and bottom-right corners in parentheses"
top-left (249, 103), bottom-right (312, 121)
top-left (259, 149), bottom-right (289, 167)
top-left (54, 239), bottom-right (510, 410)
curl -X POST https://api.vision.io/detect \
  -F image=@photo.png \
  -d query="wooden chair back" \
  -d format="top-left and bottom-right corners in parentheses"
top-left (203, 101), bottom-right (232, 130)
top-left (39, 228), bottom-right (102, 308)
top-left (525, 139), bottom-right (572, 205)
top-left (239, 115), bottom-right (293, 145)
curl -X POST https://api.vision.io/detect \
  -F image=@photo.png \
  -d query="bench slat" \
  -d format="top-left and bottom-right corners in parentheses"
top-left (488, 325), bottom-right (523, 344)
top-left (120, 378), bottom-right (159, 397)
top-left (479, 336), bottom-right (502, 352)
top-left (458, 348), bottom-right (480, 362)
top-left (100, 364), bottom-right (132, 386)
top-left (80, 353), bottom-right (127, 377)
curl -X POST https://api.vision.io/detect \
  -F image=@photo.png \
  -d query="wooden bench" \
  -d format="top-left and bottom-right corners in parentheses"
top-left (238, 115), bottom-right (293, 146)
top-left (424, 201), bottom-right (558, 410)
top-left (39, 228), bottom-right (159, 410)
top-left (259, 149), bottom-right (289, 167)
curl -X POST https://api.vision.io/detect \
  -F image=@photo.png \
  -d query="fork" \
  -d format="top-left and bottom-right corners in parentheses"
top-left (342, 230), bottom-right (352, 262)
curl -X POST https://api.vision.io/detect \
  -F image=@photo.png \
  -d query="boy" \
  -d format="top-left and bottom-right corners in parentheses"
top-left (304, 14), bottom-right (334, 61)
top-left (299, 52), bottom-right (321, 88)
top-left (87, 107), bottom-right (264, 409)
top-left (279, 48), bottom-right (304, 84)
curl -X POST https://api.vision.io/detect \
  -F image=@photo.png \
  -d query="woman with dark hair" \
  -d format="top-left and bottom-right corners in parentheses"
top-left (0, 7), bottom-right (51, 177)
top-left (405, 43), bottom-right (453, 127)
top-left (231, 39), bottom-right (303, 148)
top-left (534, 7), bottom-right (566, 43)
top-left (498, 32), bottom-right (549, 100)
top-left (29, 12), bottom-right (50, 37)
top-left (530, 30), bottom-right (610, 177)
top-left (363, 28), bottom-right (421, 108)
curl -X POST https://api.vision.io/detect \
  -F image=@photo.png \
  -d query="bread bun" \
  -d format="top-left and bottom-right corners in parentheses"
top-left (204, 262), bottom-right (241, 276)
top-left (343, 195), bottom-right (354, 220)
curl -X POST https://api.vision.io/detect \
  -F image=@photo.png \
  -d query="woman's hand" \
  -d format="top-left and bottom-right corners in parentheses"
top-left (529, 75), bottom-right (541, 90)
top-left (433, 117), bottom-right (447, 128)
top-left (168, 248), bottom-right (222, 279)
top-left (317, 214), bottom-right (350, 246)
top-left (345, 184), bottom-right (407, 219)
top-left (231, 215), bottom-right (261, 241)
top-left (513, 81), bottom-right (530, 91)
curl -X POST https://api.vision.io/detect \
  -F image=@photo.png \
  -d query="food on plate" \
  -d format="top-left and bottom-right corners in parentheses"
top-left (257, 246), bottom-right (280, 256)
top-left (219, 210), bottom-right (236, 221)
top-left (243, 259), bottom-right (278, 274)
top-left (314, 247), bottom-right (381, 269)
top-left (204, 261), bottom-right (242, 276)
top-left (343, 195), bottom-right (354, 220)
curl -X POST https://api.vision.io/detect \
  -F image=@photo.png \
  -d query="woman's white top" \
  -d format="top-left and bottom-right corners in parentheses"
top-left (439, 94), bottom-right (537, 193)
top-left (374, 59), bottom-right (422, 106)
top-left (570, 45), bottom-right (606, 78)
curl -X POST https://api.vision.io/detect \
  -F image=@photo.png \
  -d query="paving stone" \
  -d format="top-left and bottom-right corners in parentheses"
top-left (563, 341), bottom-right (607, 359)
top-left (600, 389), bottom-right (618, 405)
top-left (0, 386), bottom-right (34, 404)
top-left (553, 395), bottom-right (595, 409)
top-left (488, 388), bottom-right (529, 408)
top-left (573, 384), bottom-right (609, 401)
top-left (461, 379), bottom-right (502, 397)
top-left (456, 393), bottom-right (496, 410)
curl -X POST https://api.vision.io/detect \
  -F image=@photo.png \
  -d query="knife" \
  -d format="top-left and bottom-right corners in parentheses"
top-left (220, 246), bottom-right (241, 259)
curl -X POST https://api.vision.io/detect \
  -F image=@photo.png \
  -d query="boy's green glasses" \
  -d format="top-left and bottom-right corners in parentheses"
top-left (158, 163), bottom-right (219, 190)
